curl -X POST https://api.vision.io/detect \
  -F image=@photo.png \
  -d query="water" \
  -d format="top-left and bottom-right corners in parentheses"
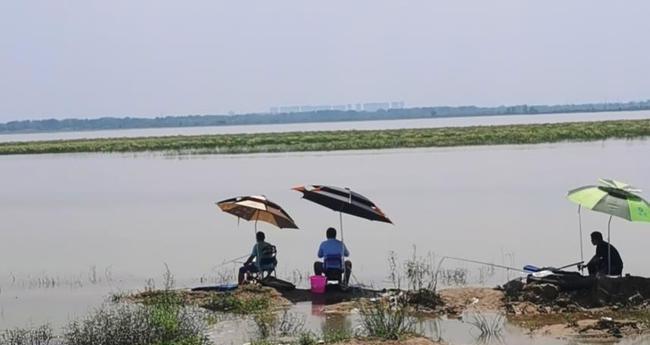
top-left (1, 138), bottom-right (649, 344)
top-left (210, 305), bottom-right (649, 345)
top-left (0, 109), bottom-right (649, 143)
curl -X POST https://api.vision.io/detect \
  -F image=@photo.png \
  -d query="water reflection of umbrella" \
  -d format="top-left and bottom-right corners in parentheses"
top-left (567, 179), bottom-right (650, 274)
top-left (292, 185), bottom-right (392, 241)
top-left (217, 195), bottom-right (299, 236)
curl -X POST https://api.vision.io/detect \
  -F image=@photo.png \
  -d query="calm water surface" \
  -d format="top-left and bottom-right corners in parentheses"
top-left (1, 110), bottom-right (649, 143)
top-left (1, 139), bottom-right (649, 344)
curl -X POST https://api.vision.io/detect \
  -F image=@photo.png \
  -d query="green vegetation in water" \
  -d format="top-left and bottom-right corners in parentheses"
top-left (1, 119), bottom-right (649, 155)
top-left (119, 283), bottom-right (276, 316)
top-left (204, 293), bottom-right (271, 314)
top-left (358, 300), bottom-right (416, 341)
top-left (465, 312), bottom-right (505, 343)
top-left (0, 293), bottom-right (210, 345)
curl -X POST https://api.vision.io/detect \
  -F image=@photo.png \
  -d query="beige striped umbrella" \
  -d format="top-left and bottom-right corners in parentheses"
top-left (217, 195), bottom-right (299, 235)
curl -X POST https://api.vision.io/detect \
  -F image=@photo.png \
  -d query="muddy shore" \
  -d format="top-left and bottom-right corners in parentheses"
top-left (125, 275), bottom-right (650, 344)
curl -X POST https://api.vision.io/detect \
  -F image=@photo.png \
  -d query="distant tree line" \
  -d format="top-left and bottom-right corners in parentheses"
top-left (1, 100), bottom-right (649, 134)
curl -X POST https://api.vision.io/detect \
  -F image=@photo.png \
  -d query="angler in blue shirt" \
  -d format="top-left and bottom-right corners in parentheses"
top-left (313, 227), bottom-right (352, 286)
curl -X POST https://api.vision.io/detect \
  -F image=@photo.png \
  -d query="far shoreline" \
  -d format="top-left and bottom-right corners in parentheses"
top-left (2, 100), bottom-right (650, 136)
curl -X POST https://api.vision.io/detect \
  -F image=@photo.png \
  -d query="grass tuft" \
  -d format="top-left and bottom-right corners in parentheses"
top-left (0, 325), bottom-right (54, 345)
top-left (358, 300), bottom-right (415, 340)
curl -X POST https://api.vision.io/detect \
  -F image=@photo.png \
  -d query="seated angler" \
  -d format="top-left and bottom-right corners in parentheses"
top-left (313, 227), bottom-right (352, 286)
top-left (238, 231), bottom-right (277, 284)
top-left (580, 231), bottom-right (623, 276)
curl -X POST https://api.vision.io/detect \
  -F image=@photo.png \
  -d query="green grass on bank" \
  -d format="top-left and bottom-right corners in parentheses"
top-left (0, 119), bottom-right (648, 155)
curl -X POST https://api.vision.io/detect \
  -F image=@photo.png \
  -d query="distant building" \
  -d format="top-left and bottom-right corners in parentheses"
top-left (301, 105), bottom-right (335, 112)
top-left (269, 100), bottom-right (405, 114)
top-left (278, 106), bottom-right (301, 113)
top-left (363, 102), bottom-right (390, 112)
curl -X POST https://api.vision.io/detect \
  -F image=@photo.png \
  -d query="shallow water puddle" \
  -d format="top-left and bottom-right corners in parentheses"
top-left (209, 301), bottom-right (650, 345)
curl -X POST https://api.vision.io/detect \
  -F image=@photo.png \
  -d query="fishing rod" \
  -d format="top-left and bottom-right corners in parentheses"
top-left (437, 255), bottom-right (585, 272)
top-left (215, 254), bottom-right (250, 268)
top-left (558, 261), bottom-right (584, 270)
top-left (435, 256), bottom-right (528, 274)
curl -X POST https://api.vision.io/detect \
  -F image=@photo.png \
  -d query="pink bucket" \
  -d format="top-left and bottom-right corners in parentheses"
top-left (310, 275), bottom-right (327, 294)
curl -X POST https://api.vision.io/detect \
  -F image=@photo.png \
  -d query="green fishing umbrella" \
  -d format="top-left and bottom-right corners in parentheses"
top-left (567, 178), bottom-right (650, 274)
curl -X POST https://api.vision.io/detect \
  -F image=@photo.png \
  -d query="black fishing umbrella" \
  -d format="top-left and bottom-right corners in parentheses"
top-left (292, 185), bottom-right (392, 241)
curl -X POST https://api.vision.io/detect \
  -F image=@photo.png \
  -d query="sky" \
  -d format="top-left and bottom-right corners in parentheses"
top-left (1, 0), bottom-right (649, 122)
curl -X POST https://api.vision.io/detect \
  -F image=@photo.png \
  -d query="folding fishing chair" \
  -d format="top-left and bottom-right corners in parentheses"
top-left (250, 245), bottom-right (277, 282)
top-left (323, 254), bottom-right (346, 286)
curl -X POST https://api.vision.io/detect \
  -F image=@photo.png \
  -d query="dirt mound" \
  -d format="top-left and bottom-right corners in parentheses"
top-left (438, 287), bottom-right (505, 315)
top-left (125, 285), bottom-right (291, 312)
top-left (503, 274), bottom-right (650, 340)
top-left (503, 275), bottom-right (650, 313)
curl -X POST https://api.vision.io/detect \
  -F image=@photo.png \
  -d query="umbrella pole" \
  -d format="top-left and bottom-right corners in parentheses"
top-left (254, 213), bottom-right (260, 271)
top-left (607, 215), bottom-right (612, 275)
top-left (339, 211), bottom-right (344, 243)
top-left (578, 205), bottom-right (584, 270)
top-left (339, 211), bottom-right (346, 280)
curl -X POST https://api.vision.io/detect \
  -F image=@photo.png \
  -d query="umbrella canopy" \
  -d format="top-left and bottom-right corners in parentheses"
top-left (567, 179), bottom-right (650, 275)
top-left (292, 185), bottom-right (392, 224)
top-left (217, 195), bottom-right (299, 230)
top-left (568, 179), bottom-right (650, 222)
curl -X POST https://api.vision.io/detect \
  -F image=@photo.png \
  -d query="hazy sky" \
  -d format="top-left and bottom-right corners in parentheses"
top-left (1, 1), bottom-right (649, 121)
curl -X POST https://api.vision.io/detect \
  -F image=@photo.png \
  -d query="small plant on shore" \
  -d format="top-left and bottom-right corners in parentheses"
top-left (387, 247), bottom-right (437, 291)
top-left (562, 313), bottom-right (579, 328)
top-left (276, 311), bottom-right (306, 337)
top-left (253, 310), bottom-right (277, 340)
top-left (404, 247), bottom-right (436, 291)
top-left (436, 268), bottom-right (468, 287)
top-left (477, 265), bottom-right (496, 285)
top-left (144, 278), bottom-right (156, 292)
top-left (636, 310), bottom-right (650, 327)
top-left (295, 332), bottom-right (318, 345)
top-left (387, 251), bottom-right (403, 290)
top-left (322, 328), bottom-right (353, 343)
top-left (212, 267), bottom-right (236, 285)
top-left (358, 300), bottom-right (415, 340)
top-left (162, 263), bottom-right (175, 291)
top-left (249, 311), bottom-right (309, 344)
top-left (0, 325), bottom-right (54, 345)
top-left (386, 247), bottom-right (443, 310)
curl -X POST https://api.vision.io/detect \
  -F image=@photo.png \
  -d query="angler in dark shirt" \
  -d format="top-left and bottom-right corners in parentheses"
top-left (581, 231), bottom-right (623, 276)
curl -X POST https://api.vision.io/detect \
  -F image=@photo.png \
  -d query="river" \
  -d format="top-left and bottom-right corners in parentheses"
top-left (1, 137), bottom-right (649, 344)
